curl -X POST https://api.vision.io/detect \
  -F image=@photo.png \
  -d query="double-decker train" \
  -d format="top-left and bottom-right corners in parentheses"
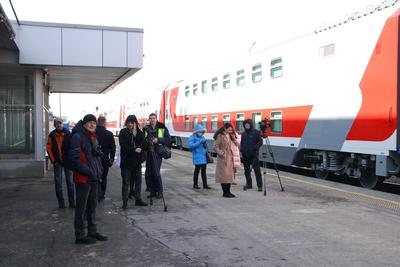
top-left (115, 0), bottom-right (400, 189)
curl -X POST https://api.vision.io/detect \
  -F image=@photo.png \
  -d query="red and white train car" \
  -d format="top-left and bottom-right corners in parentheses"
top-left (135, 1), bottom-right (400, 188)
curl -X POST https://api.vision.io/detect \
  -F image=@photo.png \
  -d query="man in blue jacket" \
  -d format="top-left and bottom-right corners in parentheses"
top-left (240, 119), bottom-right (263, 191)
top-left (69, 114), bottom-right (107, 245)
top-left (188, 124), bottom-right (211, 189)
top-left (95, 116), bottom-right (116, 201)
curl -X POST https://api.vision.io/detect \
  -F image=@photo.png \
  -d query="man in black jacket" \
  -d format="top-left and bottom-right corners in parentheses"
top-left (69, 114), bottom-right (107, 245)
top-left (240, 119), bottom-right (263, 191)
top-left (96, 116), bottom-right (116, 201)
top-left (143, 113), bottom-right (171, 198)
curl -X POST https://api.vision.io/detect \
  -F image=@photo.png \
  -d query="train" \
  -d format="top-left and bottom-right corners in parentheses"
top-left (110, 0), bottom-right (400, 189)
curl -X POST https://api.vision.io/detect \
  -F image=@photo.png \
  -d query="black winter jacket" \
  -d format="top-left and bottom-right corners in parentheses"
top-left (240, 119), bottom-right (262, 158)
top-left (96, 125), bottom-right (116, 165)
top-left (118, 127), bottom-right (145, 170)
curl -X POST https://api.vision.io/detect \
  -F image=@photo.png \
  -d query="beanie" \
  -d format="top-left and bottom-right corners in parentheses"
top-left (82, 114), bottom-right (97, 125)
top-left (53, 117), bottom-right (63, 127)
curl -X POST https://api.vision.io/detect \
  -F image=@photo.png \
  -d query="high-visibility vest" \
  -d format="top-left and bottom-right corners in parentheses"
top-left (145, 127), bottom-right (164, 139)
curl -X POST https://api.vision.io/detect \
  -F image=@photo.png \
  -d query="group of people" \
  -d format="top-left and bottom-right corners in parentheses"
top-left (47, 112), bottom-right (263, 245)
top-left (188, 119), bottom-right (263, 198)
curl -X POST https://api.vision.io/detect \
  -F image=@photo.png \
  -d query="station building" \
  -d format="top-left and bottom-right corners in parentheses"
top-left (0, 4), bottom-right (143, 178)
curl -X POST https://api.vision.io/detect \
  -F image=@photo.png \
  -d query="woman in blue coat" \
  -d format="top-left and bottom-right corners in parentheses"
top-left (188, 124), bottom-right (211, 189)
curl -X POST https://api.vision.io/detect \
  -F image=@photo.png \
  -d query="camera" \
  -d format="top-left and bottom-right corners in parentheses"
top-left (258, 117), bottom-right (269, 136)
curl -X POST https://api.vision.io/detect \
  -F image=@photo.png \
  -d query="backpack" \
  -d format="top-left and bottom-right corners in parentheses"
top-left (61, 133), bottom-right (73, 170)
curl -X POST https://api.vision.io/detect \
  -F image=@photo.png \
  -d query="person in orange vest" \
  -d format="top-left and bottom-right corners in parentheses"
top-left (46, 117), bottom-right (75, 208)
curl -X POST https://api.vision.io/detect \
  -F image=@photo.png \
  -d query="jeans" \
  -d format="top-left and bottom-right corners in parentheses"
top-left (74, 183), bottom-right (97, 239)
top-left (53, 163), bottom-right (74, 206)
top-left (122, 167), bottom-right (142, 201)
top-left (242, 155), bottom-right (263, 188)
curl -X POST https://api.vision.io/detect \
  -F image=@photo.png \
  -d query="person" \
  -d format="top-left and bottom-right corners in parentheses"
top-left (119, 115), bottom-right (148, 209)
top-left (214, 122), bottom-right (238, 198)
top-left (46, 117), bottom-right (75, 209)
top-left (230, 129), bottom-right (241, 185)
top-left (143, 113), bottom-right (171, 198)
top-left (188, 124), bottom-right (211, 189)
top-left (240, 119), bottom-right (263, 191)
top-left (69, 114), bottom-right (107, 245)
top-left (95, 116), bottom-right (116, 201)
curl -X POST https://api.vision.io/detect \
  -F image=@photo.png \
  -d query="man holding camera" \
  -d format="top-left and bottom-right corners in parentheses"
top-left (240, 119), bottom-right (263, 191)
top-left (69, 114), bottom-right (107, 245)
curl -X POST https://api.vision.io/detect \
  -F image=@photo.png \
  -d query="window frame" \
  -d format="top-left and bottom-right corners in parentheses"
top-left (236, 113), bottom-right (245, 132)
top-left (252, 63), bottom-right (262, 83)
top-left (236, 69), bottom-right (245, 86)
top-left (252, 112), bottom-right (262, 130)
top-left (211, 77), bottom-right (218, 92)
top-left (270, 111), bottom-right (283, 134)
top-left (201, 116), bottom-right (208, 129)
top-left (201, 80), bottom-right (208, 94)
top-left (270, 57), bottom-right (283, 79)
top-left (223, 73), bottom-right (231, 89)
top-left (211, 115), bottom-right (218, 131)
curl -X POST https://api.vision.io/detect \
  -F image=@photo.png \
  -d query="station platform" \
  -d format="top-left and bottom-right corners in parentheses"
top-left (1, 150), bottom-right (400, 266)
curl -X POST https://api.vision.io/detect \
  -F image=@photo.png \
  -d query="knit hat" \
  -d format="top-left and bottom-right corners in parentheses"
top-left (82, 114), bottom-right (97, 125)
top-left (53, 117), bottom-right (63, 127)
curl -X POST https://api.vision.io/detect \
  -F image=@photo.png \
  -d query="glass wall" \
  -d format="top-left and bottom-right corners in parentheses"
top-left (0, 69), bottom-right (35, 159)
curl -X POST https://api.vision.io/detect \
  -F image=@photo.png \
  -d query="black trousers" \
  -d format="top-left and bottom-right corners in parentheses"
top-left (74, 183), bottom-right (97, 239)
top-left (122, 167), bottom-right (142, 202)
top-left (193, 164), bottom-right (208, 187)
top-left (242, 155), bottom-right (262, 188)
top-left (99, 163), bottom-right (109, 198)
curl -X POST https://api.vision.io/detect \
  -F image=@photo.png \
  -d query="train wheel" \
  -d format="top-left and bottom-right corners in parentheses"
top-left (314, 169), bottom-right (329, 179)
top-left (359, 170), bottom-right (384, 189)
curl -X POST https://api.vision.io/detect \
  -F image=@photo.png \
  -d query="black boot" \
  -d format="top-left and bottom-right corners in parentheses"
top-left (227, 184), bottom-right (236, 197)
top-left (122, 199), bottom-right (128, 209)
top-left (135, 199), bottom-right (148, 206)
top-left (221, 184), bottom-right (231, 198)
top-left (202, 176), bottom-right (211, 189)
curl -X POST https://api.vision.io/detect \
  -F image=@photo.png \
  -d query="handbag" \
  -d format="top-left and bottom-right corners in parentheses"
top-left (156, 145), bottom-right (172, 159)
top-left (206, 151), bottom-right (214, 164)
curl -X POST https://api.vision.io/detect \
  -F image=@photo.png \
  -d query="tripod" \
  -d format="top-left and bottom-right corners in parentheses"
top-left (260, 134), bottom-right (285, 196)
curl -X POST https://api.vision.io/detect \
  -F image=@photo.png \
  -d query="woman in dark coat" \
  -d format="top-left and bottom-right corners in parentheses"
top-left (119, 115), bottom-right (147, 209)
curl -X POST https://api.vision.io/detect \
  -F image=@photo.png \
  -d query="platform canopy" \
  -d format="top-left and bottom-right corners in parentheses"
top-left (12, 21), bottom-right (143, 93)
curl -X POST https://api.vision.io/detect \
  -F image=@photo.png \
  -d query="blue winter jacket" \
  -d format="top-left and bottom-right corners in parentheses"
top-left (188, 125), bottom-right (208, 165)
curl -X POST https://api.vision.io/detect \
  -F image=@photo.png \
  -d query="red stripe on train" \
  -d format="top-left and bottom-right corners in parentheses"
top-left (168, 87), bottom-right (312, 137)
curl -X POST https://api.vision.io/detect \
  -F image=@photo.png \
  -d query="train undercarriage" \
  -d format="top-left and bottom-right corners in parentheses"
top-left (304, 150), bottom-right (400, 189)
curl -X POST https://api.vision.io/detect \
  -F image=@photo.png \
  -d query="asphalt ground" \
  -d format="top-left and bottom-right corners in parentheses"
top-left (1, 150), bottom-right (400, 266)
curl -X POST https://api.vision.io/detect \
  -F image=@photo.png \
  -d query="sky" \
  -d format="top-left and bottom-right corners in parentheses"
top-left (1, 0), bottom-right (380, 121)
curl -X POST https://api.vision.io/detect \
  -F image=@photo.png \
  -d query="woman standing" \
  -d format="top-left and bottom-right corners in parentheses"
top-left (188, 124), bottom-right (211, 189)
top-left (214, 123), bottom-right (239, 198)
top-left (119, 115), bottom-right (147, 209)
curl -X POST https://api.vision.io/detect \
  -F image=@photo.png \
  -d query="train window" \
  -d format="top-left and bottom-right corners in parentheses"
top-left (193, 83), bottom-right (199, 96)
top-left (202, 116), bottom-right (207, 129)
top-left (211, 115), bottom-right (218, 131)
top-left (252, 112), bottom-right (262, 130)
top-left (201, 80), bottom-right (208, 94)
top-left (185, 116), bottom-right (190, 130)
top-left (236, 113), bottom-right (245, 132)
top-left (223, 74), bottom-right (231, 89)
top-left (185, 85), bottom-right (190, 97)
top-left (252, 64), bottom-right (262, 83)
top-left (236, 69), bottom-right (245, 86)
top-left (270, 111), bottom-right (282, 134)
top-left (270, 57), bottom-right (282, 78)
top-left (211, 77), bottom-right (218, 92)
top-left (193, 116), bottom-right (198, 128)
top-left (165, 109), bottom-right (169, 120)
top-left (223, 114), bottom-right (230, 124)
top-left (319, 43), bottom-right (335, 58)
